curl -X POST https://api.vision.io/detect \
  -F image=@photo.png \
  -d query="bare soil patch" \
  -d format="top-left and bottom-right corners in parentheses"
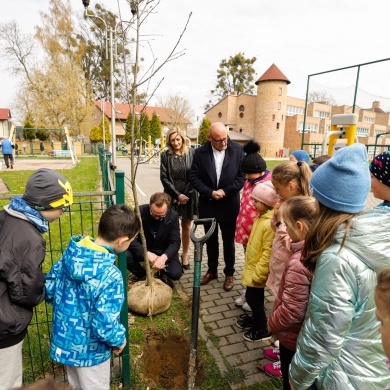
top-left (143, 330), bottom-right (203, 390)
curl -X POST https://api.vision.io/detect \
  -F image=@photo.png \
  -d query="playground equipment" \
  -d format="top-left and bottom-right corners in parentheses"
top-left (9, 125), bottom-right (77, 164)
top-left (322, 113), bottom-right (358, 156)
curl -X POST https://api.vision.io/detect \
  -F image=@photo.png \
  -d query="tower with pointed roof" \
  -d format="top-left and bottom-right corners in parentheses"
top-left (254, 64), bottom-right (290, 157)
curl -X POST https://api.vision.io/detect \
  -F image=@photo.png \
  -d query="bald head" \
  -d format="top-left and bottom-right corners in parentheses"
top-left (208, 122), bottom-right (228, 151)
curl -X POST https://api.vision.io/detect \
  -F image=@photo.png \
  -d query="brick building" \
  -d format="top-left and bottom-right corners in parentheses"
top-left (205, 64), bottom-right (390, 159)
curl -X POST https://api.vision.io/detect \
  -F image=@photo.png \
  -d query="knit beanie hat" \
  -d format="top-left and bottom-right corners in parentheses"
top-left (369, 150), bottom-right (390, 187)
top-left (22, 168), bottom-right (73, 210)
top-left (240, 140), bottom-right (267, 173)
top-left (252, 181), bottom-right (279, 208)
top-left (291, 150), bottom-right (311, 164)
top-left (310, 143), bottom-right (370, 213)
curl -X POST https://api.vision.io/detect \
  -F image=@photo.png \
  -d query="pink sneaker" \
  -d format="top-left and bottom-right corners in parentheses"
top-left (263, 360), bottom-right (282, 377)
top-left (263, 347), bottom-right (280, 361)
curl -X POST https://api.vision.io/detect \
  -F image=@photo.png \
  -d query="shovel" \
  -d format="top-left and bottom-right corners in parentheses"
top-left (187, 217), bottom-right (216, 390)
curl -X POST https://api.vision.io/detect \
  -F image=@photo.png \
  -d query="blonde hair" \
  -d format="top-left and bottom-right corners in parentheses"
top-left (301, 202), bottom-right (359, 272)
top-left (272, 160), bottom-right (312, 196)
top-left (376, 270), bottom-right (390, 314)
top-left (282, 196), bottom-right (317, 240)
top-left (165, 128), bottom-right (188, 155)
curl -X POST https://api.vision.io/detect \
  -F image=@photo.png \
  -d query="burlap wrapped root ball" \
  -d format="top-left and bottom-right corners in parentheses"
top-left (128, 277), bottom-right (173, 316)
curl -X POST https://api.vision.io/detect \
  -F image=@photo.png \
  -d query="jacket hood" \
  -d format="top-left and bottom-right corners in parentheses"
top-left (62, 235), bottom-right (117, 282)
top-left (335, 207), bottom-right (390, 273)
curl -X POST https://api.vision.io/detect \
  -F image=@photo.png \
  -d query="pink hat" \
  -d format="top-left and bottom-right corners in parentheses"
top-left (252, 181), bottom-right (278, 208)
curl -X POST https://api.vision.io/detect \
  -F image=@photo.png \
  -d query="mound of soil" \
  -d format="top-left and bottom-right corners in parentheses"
top-left (143, 331), bottom-right (202, 389)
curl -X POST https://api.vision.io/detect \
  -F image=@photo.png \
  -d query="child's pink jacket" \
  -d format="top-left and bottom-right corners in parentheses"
top-left (266, 222), bottom-right (292, 296)
top-left (235, 172), bottom-right (271, 245)
top-left (268, 240), bottom-right (312, 351)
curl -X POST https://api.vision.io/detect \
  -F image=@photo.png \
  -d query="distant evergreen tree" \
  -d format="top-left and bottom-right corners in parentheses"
top-left (23, 114), bottom-right (36, 141)
top-left (206, 52), bottom-right (257, 109)
top-left (139, 113), bottom-right (150, 140)
top-left (150, 112), bottom-right (162, 144)
top-left (36, 129), bottom-right (48, 141)
top-left (125, 111), bottom-right (139, 144)
top-left (198, 117), bottom-right (211, 145)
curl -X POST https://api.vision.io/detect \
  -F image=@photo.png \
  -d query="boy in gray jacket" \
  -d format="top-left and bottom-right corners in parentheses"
top-left (0, 168), bottom-right (73, 390)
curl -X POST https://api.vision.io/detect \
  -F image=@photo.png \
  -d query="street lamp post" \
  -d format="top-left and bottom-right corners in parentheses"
top-left (196, 116), bottom-right (199, 147)
top-left (83, 0), bottom-right (117, 167)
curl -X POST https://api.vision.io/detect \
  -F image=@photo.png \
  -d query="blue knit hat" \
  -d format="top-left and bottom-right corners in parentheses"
top-left (310, 143), bottom-right (370, 213)
top-left (291, 150), bottom-right (311, 164)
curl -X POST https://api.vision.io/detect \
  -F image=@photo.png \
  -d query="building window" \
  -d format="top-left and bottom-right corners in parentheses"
top-left (278, 87), bottom-right (282, 96)
top-left (239, 128), bottom-right (242, 133)
top-left (239, 112), bottom-right (244, 118)
top-left (239, 105), bottom-right (245, 112)
top-left (363, 116), bottom-right (374, 123)
top-left (218, 112), bottom-right (222, 118)
top-left (314, 110), bottom-right (330, 119)
top-left (298, 122), bottom-right (318, 133)
top-left (272, 114), bottom-right (275, 121)
top-left (276, 122), bottom-right (280, 130)
top-left (286, 105), bottom-right (305, 116)
top-left (278, 102), bottom-right (281, 110)
top-left (357, 127), bottom-right (369, 137)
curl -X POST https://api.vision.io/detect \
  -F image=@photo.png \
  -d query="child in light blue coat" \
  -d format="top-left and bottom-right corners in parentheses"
top-left (290, 144), bottom-right (390, 389)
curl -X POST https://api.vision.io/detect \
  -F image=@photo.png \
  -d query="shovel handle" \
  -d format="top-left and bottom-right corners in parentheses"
top-left (190, 218), bottom-right (216, 245)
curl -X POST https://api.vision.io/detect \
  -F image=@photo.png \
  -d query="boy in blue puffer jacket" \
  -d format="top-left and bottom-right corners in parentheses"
top-left (46, 205), bottom-right (140, 390)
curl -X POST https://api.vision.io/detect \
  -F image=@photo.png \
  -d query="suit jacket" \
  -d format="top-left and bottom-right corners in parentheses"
top-left (128, 204), bottom-right (180, 262)
top-left (189, 140), bottom-right (245, 223)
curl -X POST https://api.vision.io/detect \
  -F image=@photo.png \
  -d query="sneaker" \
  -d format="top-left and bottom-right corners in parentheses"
top-left (273, 339), bottom-right (280, 348)
top-left (263, 347), bottom-right (280, 361)
top-left (242, 302), bottom-right (252, 312)
top-left (263, 360), bottom-right (282, 377)
top-left (10, 163), bottom-right (13, 169)
top-left (243, 328), bottom-right (272, 342)
top-left (236, 314), bottom-right (253, 329)
top-left (235, 290), bottom-right (246, 307)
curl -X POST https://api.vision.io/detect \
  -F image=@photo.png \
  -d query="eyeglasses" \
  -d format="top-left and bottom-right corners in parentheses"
top-left (150, 210), bottom-right (166, 221)
top-left (210, 135), bottom-right (229, 144)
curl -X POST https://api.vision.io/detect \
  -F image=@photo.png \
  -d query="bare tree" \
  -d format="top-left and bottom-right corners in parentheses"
top-left (0, 0), bottom-right (92, 136)
top-left (119, 0), bottom-right (192, 312)
top-left (0, 20), bottom-right (37, 86)
top-left (309, 90), bottom-right (337, 106)
top-left (156, 91), bottom-right (194, 126)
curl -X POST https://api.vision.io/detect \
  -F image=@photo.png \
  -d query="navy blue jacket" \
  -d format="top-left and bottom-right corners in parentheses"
top-left (189, 140), bottom-right (245, 223)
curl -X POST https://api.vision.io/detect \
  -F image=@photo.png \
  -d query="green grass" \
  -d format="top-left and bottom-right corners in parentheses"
top-left (0, 156), bottom-right (100, 202)
top-left (265, 159), bottom-right (287, 171)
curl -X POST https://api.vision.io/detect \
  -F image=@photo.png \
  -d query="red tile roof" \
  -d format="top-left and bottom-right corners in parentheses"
top-left (0, 108), bottom-right (11, 120)
top-left (255, 63), bottom-right (291, 85)
top-left (94, 101), bottom-right (190, 124)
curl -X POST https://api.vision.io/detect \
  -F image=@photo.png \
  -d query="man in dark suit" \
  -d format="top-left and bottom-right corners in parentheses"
top-left (189, 122), bottom-right (245, 291)
top-left (126, 192), bottom-right (182, 288)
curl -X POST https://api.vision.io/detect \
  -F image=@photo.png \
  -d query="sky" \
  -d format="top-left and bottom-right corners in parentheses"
top-left (2, 0), bottom-right (390, 124)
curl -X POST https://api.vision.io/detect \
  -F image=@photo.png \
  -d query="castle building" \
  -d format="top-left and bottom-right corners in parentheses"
top-left (205, 63), bottom-right (390, 159)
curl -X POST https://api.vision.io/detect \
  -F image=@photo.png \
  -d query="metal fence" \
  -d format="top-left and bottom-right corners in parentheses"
top-left (2, 147), bottom-right (131, 389)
